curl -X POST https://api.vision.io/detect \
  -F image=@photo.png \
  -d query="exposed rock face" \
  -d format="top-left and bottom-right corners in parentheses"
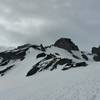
top-left (36, 53), bottom-right (46, 58)
top-left (0, 44), bottom-right (47, 76)
top-left (92, 46), bottom-right (100, 61)
top-left (92, 47), bottom-right (100, 55)
top-left (0, 44), bottom-right (46, 67)
top-left (54, 38), bottom-right (79, 51)
top-left (0, 65), bottom-right (14, 76)
top-left (62, 62), bottom-right (87, 71)
top-left (26, 53), bottom-right (88, 77)
top-left (81, 54), bottom-right (88, 61)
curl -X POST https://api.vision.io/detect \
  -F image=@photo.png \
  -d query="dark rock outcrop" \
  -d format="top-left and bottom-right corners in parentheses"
top-left (0, 47), bottom-right (28, 66)
top-left (40, 44), bottom-right (46, 52)
top-left (75, 62), bottom-right (87, 67)
top-left (36, 53), bottom-right (46, 59)
top-left (62, 62), bottom-right (87, 71)
top-left (55, 58), bottom-right (72, 65)
top-left (72, 54), bottom-right (80, 59)
top-left (44, 54), bottom-right (56, 60)
top-left (26, 52), bottom-right (87, 77)
top-left (26, 66), bottom-right (40, 76)
top-left (54, 38), bottom-right (79, 51)
top-left (82, 54), bottom-right (88, 61)
top-left (92, 47), bottom-right (100, 55)
top-left (0, 65), bottom-right (14, 76)
top-left (92, 46), bottom-right (100, 61)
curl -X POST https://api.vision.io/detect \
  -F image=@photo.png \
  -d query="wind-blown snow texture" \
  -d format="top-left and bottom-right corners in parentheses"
top-left (0, 38), bottom-right (99, 100)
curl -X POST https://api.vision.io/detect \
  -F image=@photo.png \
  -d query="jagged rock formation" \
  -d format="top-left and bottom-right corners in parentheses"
top-left (0, 44), bottom-right (47, 76)
top-left (26, 53), bottom-right (87, 77)
top-left (0, 44), bottom-right (46, 66)
top-left (54, 38), bottom-right (79, 51)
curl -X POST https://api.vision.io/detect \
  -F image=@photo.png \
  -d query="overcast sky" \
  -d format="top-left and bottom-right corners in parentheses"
top-left (0, 0), bottom-right (100, 51)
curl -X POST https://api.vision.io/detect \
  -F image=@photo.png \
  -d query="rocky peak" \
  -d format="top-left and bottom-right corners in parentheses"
top-left (54, 38), bottom-right (79, 51)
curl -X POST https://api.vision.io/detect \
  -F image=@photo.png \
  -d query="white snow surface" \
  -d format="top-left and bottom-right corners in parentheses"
top-left (0, 47), bottom-right (99, 100)
top-left (0, 62), bottom-right (100, 100)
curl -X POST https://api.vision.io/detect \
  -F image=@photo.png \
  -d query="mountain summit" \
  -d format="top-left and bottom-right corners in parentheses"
top-left (54, 38), bottom-right (79, 51)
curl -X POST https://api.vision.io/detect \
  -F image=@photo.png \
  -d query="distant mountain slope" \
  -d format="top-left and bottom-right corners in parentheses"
top-left (0, 38), bottom-right (94, 77)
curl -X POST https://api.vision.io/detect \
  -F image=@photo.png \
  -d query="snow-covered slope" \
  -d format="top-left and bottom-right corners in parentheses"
top-left (0, 62), bottom-right (100, 100)
top-left (0, 38), bottom-right (99, 100)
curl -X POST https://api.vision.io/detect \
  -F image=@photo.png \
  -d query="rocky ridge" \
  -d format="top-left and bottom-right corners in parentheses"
top-left (0, 38), bottom-right (98, 77)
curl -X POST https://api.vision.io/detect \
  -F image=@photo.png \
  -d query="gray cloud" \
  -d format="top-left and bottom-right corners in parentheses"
top-left (0, 0), bottom-right (100, 51)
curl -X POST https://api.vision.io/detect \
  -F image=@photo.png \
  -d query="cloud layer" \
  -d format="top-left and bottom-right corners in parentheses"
top-left (0, 0), bottom-right (100, 50)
